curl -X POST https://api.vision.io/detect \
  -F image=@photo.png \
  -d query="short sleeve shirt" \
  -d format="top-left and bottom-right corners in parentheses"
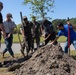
top-left (3, 20), bottom-right (16, 33)
top-left (58, 24), bottom-right (76, 40)
top-left (20, 21), bottom-right (32, 37)
top-left (31, 21), bottom-right (40, 34)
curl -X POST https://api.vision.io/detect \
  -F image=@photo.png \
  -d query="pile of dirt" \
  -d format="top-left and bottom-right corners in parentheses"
top-left (14, 44), bottom-right (76, 75)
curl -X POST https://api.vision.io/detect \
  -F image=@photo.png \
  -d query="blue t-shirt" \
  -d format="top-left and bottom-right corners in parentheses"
top-left (58, 24), bottom-right (76, 41)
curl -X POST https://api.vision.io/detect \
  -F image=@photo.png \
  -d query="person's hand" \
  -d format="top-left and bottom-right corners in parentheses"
top-left (44, 37), bottom-right (47, 41)
top-left (3, 32), bottom-right (6, 38)
top-left (7, 33), bottom-right (11, 38)
top-left (42, 33), bottom-right (45, 38)
top-left (23, 36), bottom-right (26, 41)
top-left (50, 41), bottom-right (54, 45)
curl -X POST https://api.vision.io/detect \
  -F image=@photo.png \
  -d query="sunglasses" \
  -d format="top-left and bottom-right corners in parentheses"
top-left (23, 18), bottom-right (27, 21)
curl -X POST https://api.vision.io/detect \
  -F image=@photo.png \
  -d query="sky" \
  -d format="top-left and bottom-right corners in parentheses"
top-left (1, 0), bottom-right (76, 24)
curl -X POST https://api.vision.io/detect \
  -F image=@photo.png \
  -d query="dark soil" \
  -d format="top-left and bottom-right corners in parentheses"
top-left (14, 44), bottom-right (76, 75)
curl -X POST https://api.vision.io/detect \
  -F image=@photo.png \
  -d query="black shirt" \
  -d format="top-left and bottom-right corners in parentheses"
top-left (42, 20), bottom-right (54, 34)
top-left (32, 21), bottom-right (40, 33)
top-left (0, 12), bottom-right (3, 23)
top-left (21, 21), bottom-right (32, 37)
top-left (0, 12), bottom-right (3, 40)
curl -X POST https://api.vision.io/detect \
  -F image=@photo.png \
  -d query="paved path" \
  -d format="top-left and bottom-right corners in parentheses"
top-left (0, 43), bottom-right (75, 53)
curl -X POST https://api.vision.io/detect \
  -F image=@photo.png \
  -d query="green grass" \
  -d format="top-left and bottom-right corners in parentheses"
top-left (1, 34), bottom-right (44, 43)
top-left (1, 34), bottom-right (67, 43)
top-left (70, 50), bottom-right (76, 60)
top-left (41, 35), bottom-right (67, 42)
top-left (1, 34), bottom-right (23, 43)
top-left (57, 36), bottom-right (67, 42)
top-left (70, 50), bottom-right (76, 55)
top-left (13, 34), bottom-right (23, 43)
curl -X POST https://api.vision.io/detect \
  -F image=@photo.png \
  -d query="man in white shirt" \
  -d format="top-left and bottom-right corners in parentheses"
top-left (2, 13), bottom-right (16, 58)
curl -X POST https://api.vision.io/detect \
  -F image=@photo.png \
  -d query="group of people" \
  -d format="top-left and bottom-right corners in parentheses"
top-left (20, 16), bottom-right (41, 56)
top-left (0, 1), bottom-right (42, 57)
top-left (0, 1), bottom-right (76, 58)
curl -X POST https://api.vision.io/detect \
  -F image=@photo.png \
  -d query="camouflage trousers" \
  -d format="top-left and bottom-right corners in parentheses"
top-left (21, 37), bottom-right (33, 53)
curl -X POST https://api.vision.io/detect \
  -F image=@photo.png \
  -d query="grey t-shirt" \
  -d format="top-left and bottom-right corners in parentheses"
top-left (3, 20), bottom-right (16, 33)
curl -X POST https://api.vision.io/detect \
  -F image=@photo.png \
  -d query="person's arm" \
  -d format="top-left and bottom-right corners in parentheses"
top-left (68, 24), bottom-right (76, 30)
top-left (0, 23), bottom-right (6, 38)
top-left (8, 22), bottom-right (16, 38)
top-left (7, 28), bottom-right (15, 38)
top-left (41, 25), bottom-right (45, 37)
top-left (50, 36), bottom-right (59, 45)
top-left (45, 28), bottom-right (53, 40)
top-left (50, 30), bottom-right (62, 45)
top-left (20, 28), bottom-right (25, 38)
top-left (44, 33), bottom-right (51, 40)
top-left (67, 21), bottom-right (76, 30)
top-left (0, 23), bottom-right (4, 31)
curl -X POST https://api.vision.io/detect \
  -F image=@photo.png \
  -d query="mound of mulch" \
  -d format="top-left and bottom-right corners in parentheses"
top-left (14, 44), bottom-right (76, 75)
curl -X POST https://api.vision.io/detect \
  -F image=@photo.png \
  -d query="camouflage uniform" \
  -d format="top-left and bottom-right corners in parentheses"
top-left (31, 16), bottom-right (41, 49)
top-left (20, 16), bottom-right (33, 53)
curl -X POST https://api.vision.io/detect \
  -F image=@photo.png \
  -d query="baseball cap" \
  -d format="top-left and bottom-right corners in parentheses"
top-left (23, 16), bottom-right (27, 21)
top-left (6, 13), bottom-right (13, 18)
top-left (23, 16), bottom-right (27, 19)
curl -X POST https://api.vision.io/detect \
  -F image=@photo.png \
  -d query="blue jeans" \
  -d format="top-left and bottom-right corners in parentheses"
top-left (64, 39), bottom-right (76, 53)
top-left (3, 33), bottom-right (14, 56)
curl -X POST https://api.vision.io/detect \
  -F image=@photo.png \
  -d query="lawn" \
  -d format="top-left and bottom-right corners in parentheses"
top-left (1, 34), bottom-right (67, 43)
top-left (1, 34), bottom-right (23, 43)
top-left (57, 36), bottom-right (67, 42)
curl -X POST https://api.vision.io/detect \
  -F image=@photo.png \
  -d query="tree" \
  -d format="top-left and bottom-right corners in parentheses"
top-left (23, 0), bottom-right (54, 19)
top-left (14, 24), bottom-right (21, 34)
top-left (70, 18), bottom-right (76, 26)
top-left (52, 19), bottom-right (66, 32)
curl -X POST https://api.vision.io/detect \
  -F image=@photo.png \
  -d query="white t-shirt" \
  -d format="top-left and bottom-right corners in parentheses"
top-left (3, 20), bottom-right (16, 33)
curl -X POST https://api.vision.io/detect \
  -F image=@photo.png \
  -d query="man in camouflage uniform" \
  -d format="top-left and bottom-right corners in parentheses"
top-left (31, 16), bottom-right (41, 49)
top-left (20, 16), bottom-right (33, 56)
